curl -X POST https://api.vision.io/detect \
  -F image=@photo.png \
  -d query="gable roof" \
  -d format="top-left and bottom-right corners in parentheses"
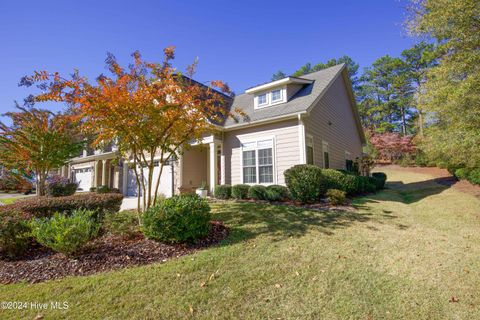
top-left (223, 64), bottom-right (345, 128)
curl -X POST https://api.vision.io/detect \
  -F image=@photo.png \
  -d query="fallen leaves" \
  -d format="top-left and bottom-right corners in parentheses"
top-left (449, 297), bottom-right (459, 303)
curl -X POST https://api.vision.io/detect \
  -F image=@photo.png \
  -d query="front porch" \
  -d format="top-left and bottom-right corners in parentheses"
top-left (179, 135), bottom-right (224, 195)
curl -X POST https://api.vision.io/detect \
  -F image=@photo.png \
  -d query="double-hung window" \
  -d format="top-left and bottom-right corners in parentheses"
top-left (306, 136), bottom-right (314, 165)
top-left (242, 139), bottom-right (274, 184)
top-left (257, 93), bottom-right (268, 106)
top-left (322, 141), bottom-right (330, 169)
top-left (271, 89), bottom-right (282, 103)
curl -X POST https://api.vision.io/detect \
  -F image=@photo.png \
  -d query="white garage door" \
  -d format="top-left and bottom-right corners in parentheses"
top-left (74, 167), bottom-right (93, 191)
top-left (127, 161), bottom-right (173, 198)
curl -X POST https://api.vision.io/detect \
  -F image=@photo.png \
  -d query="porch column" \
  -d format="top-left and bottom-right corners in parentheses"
top-left (94, 161), bottom-right (99, 187)
top-left (220, 148), bottom-right (225, 185)
top-left (209, 141), bottom-right (217, 194)
top-left (101, 160), bottom-right (108, 186)
top-left (122, 161), bottom-right (129, 195)
top-left (67, 164), bottom-right (72, 180)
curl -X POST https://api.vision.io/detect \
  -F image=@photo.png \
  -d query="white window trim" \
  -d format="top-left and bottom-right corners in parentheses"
top-left (322, 140), bottom-right (329, 169)
top-left (240, 136), bottom-right (277, 185)
top-left (254, 86), bottom-right (287, 109)
top-left (306, 134), bottom-right (314, 165)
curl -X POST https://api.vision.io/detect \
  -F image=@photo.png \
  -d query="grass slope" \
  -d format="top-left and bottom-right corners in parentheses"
top-left (1, 167), bottom-right (479, 319)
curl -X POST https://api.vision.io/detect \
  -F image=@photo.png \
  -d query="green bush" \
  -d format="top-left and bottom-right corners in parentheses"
top-left (231, 184), bottom-right (250, 199)
top-left (341, 173), bottom-right (359, 195)
top-left (321, 169), bottom-right (345, 190)
top-left (284, 165), bottom-right (327, 203)
top-left (371, 172), bottom-right (387, 189)
top-left (0, 193), bottom-right (123, 219)
top-left (142, 194), bottom-right (211, 243)
top-left (466, 168), bottom-right (480, 185)
top-left (247, 185), bottom-right (268, 200)
top-left (454, 168), bottom-right (471, 180)
top-left (0, 212), bottom-right (31, 258)
top-left (103, 210), bottom-right (139, 239)
top-left (326, 189), bottom-right (346, 205)
top-left (366, 182), bottom-right (377, 193)
top-left (214, 185), bottom-right (231, 199)
top-left (265, 185), bottom-right (290, 201)
top-left (354, 176), bottom-right (369, 194)
top-left (96, 185), bottom-right (111, 194)
top-left (30, 209), bottom-right (100, 256)
top-left (46, 175), bottom-right (78, 197)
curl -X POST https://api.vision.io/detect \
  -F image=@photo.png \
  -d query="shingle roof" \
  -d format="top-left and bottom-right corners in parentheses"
top-left (223, 63), bottom-right (345, 128)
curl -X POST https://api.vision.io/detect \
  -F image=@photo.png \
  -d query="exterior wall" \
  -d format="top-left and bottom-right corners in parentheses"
top-left (181, 146), bottom-right (208, 192)
top-left (223, 119), bottom-right (300, 186)
top-left (303, 74), bottom-right (363, 169)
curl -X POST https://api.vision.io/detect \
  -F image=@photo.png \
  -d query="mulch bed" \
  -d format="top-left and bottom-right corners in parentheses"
top-left (0, 221), bottom-right (228, 284)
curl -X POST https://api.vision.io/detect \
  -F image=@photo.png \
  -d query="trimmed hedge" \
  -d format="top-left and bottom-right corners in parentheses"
top-left (232, 184), bottom-right (250, 199)
top-left (0, 212), bottom-right (31, 258)
top-left (247, 185), bottom-right (267, 200)
top-left (142, 194), bottom-right (211, 243)
top-left (214, 185), bottom-right (231, 199)
top-left (265, 185), bottom-right (290, 201)
top-left (284, 165), bottom-right (327, 203)
top-left (0, 192), bottom-right (124, 219)
top-left (454, 168), bottom-right (471, 180)
top-left (371, 172), bottom-right (387, 189)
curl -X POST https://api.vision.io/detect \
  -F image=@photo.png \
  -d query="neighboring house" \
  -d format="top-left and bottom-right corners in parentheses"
top-left (58, 63), bottom-right (365, 197)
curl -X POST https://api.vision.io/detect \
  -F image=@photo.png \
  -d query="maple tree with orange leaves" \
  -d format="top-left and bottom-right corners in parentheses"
top-left (22, 46), bottom-right (242, 212)
top-left (0, 105), bottom-right (84, 196)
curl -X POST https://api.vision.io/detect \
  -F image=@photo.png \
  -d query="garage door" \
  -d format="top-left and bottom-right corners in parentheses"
top-left (74, 167), bottom-right (93, 191)
top-left (127, 161), bottom-right (172, 197)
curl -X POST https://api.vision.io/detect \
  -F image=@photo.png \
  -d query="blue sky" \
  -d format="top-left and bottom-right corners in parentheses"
top-left (0, 0), bottom-right (415, 121)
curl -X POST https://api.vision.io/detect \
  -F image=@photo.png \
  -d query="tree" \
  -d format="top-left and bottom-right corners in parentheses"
top-left (271, 71), bottom-right (286, 81)
top-left (407, 0), bottom-right (480, 168)
top-left (292, 56), bottom-right (360, 88)
top-left (400, 42), bottom-right (437, 136)
top-left (369, 132), bottom-right (416, 162)
top-left (358, 55), bottom-right (414, 135)
top-left (22, 47), bottom-right (240, 211)
top-left (0, 105), bottom-right (83, 196)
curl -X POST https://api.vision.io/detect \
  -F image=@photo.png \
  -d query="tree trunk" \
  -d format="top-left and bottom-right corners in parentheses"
top-left (401, 106), bottom-right (407, 136)
top-left (418, 111), bottom-right (424, 137)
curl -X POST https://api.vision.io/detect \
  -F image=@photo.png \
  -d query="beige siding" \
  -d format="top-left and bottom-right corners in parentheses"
top-left (223, 119), bottom-right (300, 185)
top-left (181, 146), bottom-right (208, 191)
top-left (304, 74), bottom-right (363, 169)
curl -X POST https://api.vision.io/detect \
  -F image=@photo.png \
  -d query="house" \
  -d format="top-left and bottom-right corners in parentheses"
top-left (58, 63), bottom-right (365, 197)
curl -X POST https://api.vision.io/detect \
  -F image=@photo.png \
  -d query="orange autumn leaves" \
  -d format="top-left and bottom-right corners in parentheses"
top-left (23, 46), bottom-right (241, 209)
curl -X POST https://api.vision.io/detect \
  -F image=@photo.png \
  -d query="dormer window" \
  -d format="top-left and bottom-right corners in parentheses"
top-left (257, 93), bottom-right (268, 106)
top-left (271, 89), bottom-right (282, 102)
top-left (254, 87), bottom-right (287, 109)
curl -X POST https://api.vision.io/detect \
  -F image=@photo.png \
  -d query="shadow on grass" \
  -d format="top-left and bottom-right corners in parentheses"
top-left (214, 202), bottom-right (374, 244)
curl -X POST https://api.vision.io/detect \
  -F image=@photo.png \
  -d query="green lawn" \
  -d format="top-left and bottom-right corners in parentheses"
top-left (1, 167), bottom-right (479, 319)
top-left (0, 197), bottom-right (18, 205)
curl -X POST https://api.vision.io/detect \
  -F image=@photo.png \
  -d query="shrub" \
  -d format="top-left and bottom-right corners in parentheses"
top-left (142, 194), bottom-right (211, 243)
top-left (89, 187), bottom-right (97, 192)
top-left (46, 175), bottom-right (78, 197)
top-left (96, 185), bottom-right (111, 194)
top-left (103, 210), bottom-right (139, 239)
top-left (247, 185), bottom-right (268, 200)
top-left (326, 189), bottom-right (346, 205)
top-left (354, 176), bottom-right (369, 194)
top-left (341, 174), bottom-right (359, 195)
top-left (321, 169), bottom-right (345, 190)
top-left (366, 182), bottom-right (377, 193)
top-left (265, 185), bottom-right (290, 201)
top-left (0, 193), bottom-right (123, 219)
top-left (214, 184), bottom-right (231, 199)
top-left (284, 165), bottom-right (327, 203)
top-left (30, 209), bottom-right (100, 256)
top-left (231, 184), bottom-right (250, 199)
top-left (0, 212), bottom-right (31, 258)
top-left (454, 168), bottom-right (471, 180)
top-left (371, 172), bottom-right (387, 189)
top-left (466, 168), bottom-right (480, 185)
